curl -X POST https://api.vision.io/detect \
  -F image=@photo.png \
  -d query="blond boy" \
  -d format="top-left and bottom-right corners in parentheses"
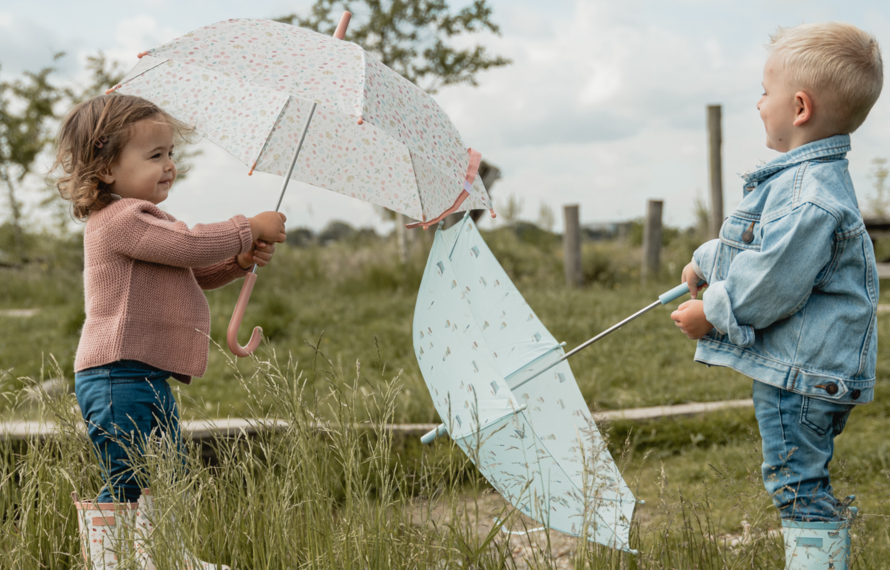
top-left (671, 22), bottom-right (882, 569)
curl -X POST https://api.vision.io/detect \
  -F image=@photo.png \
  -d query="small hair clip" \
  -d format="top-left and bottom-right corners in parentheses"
top-left (94, 135), bottom-right (108, 150)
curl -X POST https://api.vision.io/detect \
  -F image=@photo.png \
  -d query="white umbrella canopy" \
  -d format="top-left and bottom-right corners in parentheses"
top-left (413, 215), bottom-right (637, 552)
top-left (113, 17), bottom-right (493, 223)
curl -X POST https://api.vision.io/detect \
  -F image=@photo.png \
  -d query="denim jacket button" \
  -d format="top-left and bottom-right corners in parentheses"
top-left (851, 389), bottom-right (861, 400)
top-left (741, 231), bottom-right (754, 243)
top-left (824, 383), bottom-right (839, 396)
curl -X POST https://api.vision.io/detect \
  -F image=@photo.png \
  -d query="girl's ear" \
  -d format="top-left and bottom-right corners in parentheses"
top-left (98, 165), bottom-right (115, 186)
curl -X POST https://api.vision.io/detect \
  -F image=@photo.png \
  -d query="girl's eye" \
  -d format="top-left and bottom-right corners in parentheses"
top-left (151, 153), bottom-right (161, 159)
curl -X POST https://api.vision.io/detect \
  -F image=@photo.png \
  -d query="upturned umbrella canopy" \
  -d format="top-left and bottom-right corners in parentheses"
top-left (413, 215), bottom-right (637, 552)
top-left (113, 18), bottom-right (492, 222)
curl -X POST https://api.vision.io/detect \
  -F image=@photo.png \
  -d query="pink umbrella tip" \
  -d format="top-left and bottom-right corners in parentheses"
top-left (357, 117), bottom-right (364, 125)
top-left (490, 209), bottom-right (497, 218)
top-left (137, 51), bottom-right (150, 59)
top-left (104, 85), bottom-right (120, 95)
top-left (334, 12), bottom-right (352, 40)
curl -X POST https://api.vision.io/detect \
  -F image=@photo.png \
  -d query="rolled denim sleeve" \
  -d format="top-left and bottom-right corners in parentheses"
top-left (703, 203), bottom-right (836, 347)
top-left (692, 239), bottom-right (720, 283)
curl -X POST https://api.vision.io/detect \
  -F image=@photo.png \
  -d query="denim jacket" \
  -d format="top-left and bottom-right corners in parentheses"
top-left (692, 135), bottom-right (878, 405)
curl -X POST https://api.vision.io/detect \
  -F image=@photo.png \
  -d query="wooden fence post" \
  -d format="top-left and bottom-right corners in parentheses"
top-left (563, 205), bottom-right (583, 288)
top-left (707, 104), bottom-right (724, 239)
top-left (642, 200), bottom-right (663, 283)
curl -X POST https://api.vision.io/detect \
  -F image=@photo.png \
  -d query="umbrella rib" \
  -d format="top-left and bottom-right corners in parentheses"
top-left (251, 97), bottom-right (293, 175)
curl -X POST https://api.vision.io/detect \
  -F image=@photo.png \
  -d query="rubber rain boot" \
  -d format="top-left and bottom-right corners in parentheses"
top-left (783, 518), bottom-right (853, 570)
top-left (135, 489), bottom-right (229, 570)
top-left (73, 492), bottom-right (138, 569)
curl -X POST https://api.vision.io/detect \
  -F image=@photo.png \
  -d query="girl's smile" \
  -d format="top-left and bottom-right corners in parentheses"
top-left (100, 118), bottom-right (177, 204)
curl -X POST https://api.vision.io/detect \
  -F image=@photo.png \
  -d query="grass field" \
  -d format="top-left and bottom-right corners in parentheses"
top-left (2, 225), bottom-right (889, 568)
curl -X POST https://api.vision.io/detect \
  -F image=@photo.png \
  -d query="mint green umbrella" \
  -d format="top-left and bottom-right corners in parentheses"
top-left (413, 214), bottom-right (699, 551)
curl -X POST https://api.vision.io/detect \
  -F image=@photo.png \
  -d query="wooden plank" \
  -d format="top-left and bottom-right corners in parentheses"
top-left (0, 400), bottom-right (755, 442)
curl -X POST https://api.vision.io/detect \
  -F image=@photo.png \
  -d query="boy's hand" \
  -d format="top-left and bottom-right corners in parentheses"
top-left (682, 262), bottom-right (707, 299)
top-left (248, 212), bottom-right (287, 244)
top-left (237, 241), bottom-right (276, 270)
top-left (670, 300), bottom-right (714, 339)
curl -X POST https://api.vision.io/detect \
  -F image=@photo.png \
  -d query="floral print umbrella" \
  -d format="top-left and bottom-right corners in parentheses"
top-left (112, 17), bottom-right (493, 224)
top-left (413, 214), bottom-right (638, 552)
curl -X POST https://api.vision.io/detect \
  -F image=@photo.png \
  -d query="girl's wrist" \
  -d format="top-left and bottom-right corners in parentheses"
top-left (236, 252), bottom-right (253, 270)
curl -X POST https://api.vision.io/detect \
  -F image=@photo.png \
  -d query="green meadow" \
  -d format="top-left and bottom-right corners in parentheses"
top-left (2, 223), bottom-right (889, 568)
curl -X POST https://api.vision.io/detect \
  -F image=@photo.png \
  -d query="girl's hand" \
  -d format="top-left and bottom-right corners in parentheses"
top-left (237, 241), bottom-right (276, 270)
top-left (670, 300), bottom-right (714, 339)
top-left (681, 262), bottom-right (707, 299)
top-left (248, 212), bottom-right (287, 244)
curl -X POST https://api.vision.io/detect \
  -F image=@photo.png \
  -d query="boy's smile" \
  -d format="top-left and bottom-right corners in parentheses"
top-left (757, 53), bottom-right (799, 153)
top-left (101, 118), bottom-right (177, 204)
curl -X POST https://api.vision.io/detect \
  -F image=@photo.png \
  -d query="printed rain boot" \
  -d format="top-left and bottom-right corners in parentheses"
top-left (73, 492), bottom-right (138, 570)
top-left (136, 489), bottom-right (229, 570)
top-left (783, 518), bottom-right (853, 570)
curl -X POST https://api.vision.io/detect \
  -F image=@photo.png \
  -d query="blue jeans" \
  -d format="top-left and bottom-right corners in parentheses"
top-left (75, 360), bottom-right (184, 503)
top-left (753, 380), bottom-right (854, 522)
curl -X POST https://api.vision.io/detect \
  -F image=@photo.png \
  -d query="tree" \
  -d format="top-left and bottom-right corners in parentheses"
top-left (277, 0), bottom-right (510, 93)
top-left (0, 54), bottom-right (66, 263)
top-left (866, 157), bottom-right (889, 219)
top-left (278, 0), bottom-right (510, 263)
top-left (537, 201), bottom-right (555, 232)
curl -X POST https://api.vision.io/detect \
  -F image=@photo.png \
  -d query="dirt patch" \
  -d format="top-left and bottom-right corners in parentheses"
top-left (408, 490), bottom-right (592, 569)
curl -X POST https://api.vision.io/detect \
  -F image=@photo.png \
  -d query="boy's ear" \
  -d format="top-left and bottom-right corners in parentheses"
top-left (793, 91), bottom-right (814, 126)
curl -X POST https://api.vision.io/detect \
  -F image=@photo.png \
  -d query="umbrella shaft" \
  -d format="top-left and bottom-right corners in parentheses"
top-left (253, 101), bottom-right (318, 274)
top-left (510, 299), bottom-right (663, 392)
top-left (562, 299), bottom-right (663, 360)
top-left (274, 101), bottom-right (317, 213)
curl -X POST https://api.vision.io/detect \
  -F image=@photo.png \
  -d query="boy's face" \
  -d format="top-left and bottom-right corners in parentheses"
top-left (757, 53), bottom-right (798, 153)
top-left (102, 118), bottom-right (177, 205)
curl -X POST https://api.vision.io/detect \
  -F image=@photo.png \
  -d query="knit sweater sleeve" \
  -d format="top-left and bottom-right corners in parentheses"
top-left (108, 200), bottom-right (253, 268)
top-left (193, 256), bottom-right (249, 290)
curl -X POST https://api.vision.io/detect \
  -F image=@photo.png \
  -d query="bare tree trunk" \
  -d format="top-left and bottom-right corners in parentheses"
top-left (1, 167), bottom-right (26, 262)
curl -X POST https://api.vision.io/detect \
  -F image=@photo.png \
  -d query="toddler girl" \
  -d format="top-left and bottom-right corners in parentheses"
top-left (54, 93), bottom-right (286, 569)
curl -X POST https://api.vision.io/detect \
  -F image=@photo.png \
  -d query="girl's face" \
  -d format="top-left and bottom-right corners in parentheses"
top-left (101, 118), bottom-right (177, 204)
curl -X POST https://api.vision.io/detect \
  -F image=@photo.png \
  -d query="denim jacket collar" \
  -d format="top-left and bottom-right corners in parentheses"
top-left (742, 134), bottom-right (851, 183)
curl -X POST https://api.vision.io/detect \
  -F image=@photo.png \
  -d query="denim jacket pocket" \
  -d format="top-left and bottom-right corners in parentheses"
top-left (719, 213), bottom-right (762, 251)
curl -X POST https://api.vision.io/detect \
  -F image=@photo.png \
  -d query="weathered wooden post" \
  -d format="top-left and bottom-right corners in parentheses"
top-left (642, 199), bottom-right (663, 283)
top-left (563, 205), bottom-right (583, 288)
top-left (707, 104), bottom-right (724, 239)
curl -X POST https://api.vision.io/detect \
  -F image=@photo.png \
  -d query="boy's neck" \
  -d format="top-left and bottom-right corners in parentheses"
top-left (780, 127), bottom-right (840, 153)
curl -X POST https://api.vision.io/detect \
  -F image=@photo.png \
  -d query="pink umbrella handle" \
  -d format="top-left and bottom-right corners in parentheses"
top-left (334, 11), bottom-right (351, 39)
top-left (227, 272), bottom-right (263, 357)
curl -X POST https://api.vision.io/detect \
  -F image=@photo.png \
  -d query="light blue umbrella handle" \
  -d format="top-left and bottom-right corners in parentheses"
top-left (658, 279), bottom-right (706, 305)
top-left (420, 424), bottom-right (448, 445)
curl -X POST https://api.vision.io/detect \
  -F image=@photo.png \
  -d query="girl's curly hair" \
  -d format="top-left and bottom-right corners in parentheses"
top-left (53, 94), bottom-right (193, 220)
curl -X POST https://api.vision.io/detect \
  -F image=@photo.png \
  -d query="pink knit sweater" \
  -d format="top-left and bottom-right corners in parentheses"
top-left (75, 198), bottom-right (253, 383)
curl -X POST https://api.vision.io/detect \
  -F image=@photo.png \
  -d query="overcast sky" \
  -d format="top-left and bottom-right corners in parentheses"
top-left (3, 0), bottom-right (889, 233)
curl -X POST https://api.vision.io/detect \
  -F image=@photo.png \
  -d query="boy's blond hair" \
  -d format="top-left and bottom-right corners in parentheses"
top-left (769, 22), bottom-right (883, 134)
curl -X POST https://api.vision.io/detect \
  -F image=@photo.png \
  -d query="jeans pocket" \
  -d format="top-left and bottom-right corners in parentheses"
top-left (799, 396), bottom-right (844, 436)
